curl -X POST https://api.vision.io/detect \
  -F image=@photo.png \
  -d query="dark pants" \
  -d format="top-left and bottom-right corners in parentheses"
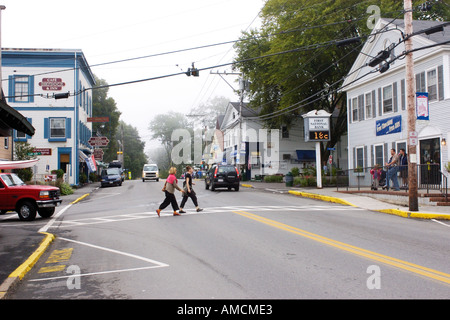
top-left (180, 189), bottom-right (198, 208)
top-left (159, 191), bottom-right (179, 211)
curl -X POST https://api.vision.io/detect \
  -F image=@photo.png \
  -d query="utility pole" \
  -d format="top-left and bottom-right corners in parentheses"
top-left (210, 71), bottom-right (248, 167)
top-left (404, 0), bottom-right (419, 211)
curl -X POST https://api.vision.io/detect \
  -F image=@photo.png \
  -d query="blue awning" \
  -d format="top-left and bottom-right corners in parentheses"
top-left (296, 150), bottom-right (316, 160)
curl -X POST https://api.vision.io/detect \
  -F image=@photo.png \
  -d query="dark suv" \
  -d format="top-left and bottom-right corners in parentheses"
top-left (205, 164), bottom-right (240, 191)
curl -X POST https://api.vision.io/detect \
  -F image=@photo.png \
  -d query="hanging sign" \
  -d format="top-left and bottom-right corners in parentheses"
top-left (416, 92), bottom-right (429, 120)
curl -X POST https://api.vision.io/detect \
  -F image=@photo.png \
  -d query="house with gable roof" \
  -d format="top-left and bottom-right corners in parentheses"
top-left (343, 18), bottom-right (450, 188)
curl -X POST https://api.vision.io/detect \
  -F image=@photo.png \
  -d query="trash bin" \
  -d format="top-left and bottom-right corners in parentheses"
top-left (285, 172), bottom-right (293, 187)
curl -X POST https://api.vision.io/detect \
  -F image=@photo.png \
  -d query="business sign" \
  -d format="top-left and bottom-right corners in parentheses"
top-left (39, 78), bottom-right (66, 91)
top-left (303, 110), bottom-right (331, 142)
top-left (416, 92), bottom-right (429, 120)
top-left (88, 136), bottom-right (110, 147)
top-left (376, 115), bottom-right (402, 136)
top-left (87, 117), bottom-right (110, 123)
top-left (308, 118), bottom-right (330, 130)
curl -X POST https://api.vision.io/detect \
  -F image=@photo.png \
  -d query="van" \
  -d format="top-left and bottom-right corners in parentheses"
top-left (142, 164), bottom-right (159, 182)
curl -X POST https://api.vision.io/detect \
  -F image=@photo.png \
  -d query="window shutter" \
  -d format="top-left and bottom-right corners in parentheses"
top-left (372, 90), bottom-right (376, 118)
top-left (378, 88), bottom-right (382, 116)
top-left (44, 118), bottom-right (49, 139)
top-left (8, 76), bottom-right (13, 102)
top-left (28, 76), bottom-right (35, 103)
top-left (66, 118), bottom-right (72, 139)
top-left (348, 99), bottom-right (352, 124)
top-left (437, 65), bottom-right (444, 101)
top-left (353, 147), bottom-right (356, 170)
top-left (401, 79), bottom-right (406, 110)
top-left (393, 81), bottom-right (398, 112)
top-left (26, 118), bottom-right (32, 140)
top-left (370, 145), bottom-right (374, 167)
top-left (364, 145), bottom-right (367, 172)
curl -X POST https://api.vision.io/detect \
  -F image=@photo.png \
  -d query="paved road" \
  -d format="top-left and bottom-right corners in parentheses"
top-left (5, 179), bottom-right (450, 299)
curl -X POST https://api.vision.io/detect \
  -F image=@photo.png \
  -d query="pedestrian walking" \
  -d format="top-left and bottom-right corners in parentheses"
top-left (179, 165), bottom-right (203, 213)
top-left (156, 167), bottom-right (185, 217)
top-left (384, 148), bottom-right (400, 191)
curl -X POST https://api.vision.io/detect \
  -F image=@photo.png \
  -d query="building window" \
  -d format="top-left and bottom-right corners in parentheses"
top-left (50, 118), bottom-right (66, 138)
top-left (427, 69), bottom-right (437, 101)
top-left (8, 75), bottom-right (34, 103)
top-left (4, 137), bottom-right (8, 149)
top-left (352, 97), bottom-right (358, 122)
top-left (416, 72), bottom-right (426, 93)
top-left (356, 147), bottom-right (364, 169)
top-left (365, 92), bottom-right (372, 119)
top-left (281, 125), bottom-right (289, 139)
top-left (374, 144), bottom-right (383, 167)
top-left (383, 85), bottom-right (393, 114)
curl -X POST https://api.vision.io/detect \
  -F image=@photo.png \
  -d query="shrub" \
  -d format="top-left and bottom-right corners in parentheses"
top-left (291, 167), bottom-right (300, 177)
top-left (59, 182), bottom-right (73, 195)
top-left (264, 175), bottom-right (283, 183)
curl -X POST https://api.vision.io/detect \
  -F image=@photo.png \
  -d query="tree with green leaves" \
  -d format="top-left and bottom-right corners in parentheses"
top-left (92, 76), bottom-right (122, 163)
top-left (148, 112), bottom-right (192, 172)
top-left (234, 0), bottom-right (449, 162)
top-left (120, 121), bottom-right (148, 179)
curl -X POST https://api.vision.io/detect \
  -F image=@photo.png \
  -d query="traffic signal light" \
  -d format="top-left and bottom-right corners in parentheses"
top-left (185, 63), bottom-right (199, 77)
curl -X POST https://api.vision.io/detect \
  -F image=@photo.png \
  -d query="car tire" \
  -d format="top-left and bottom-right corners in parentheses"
top-left (17, 200), bottom-right (37, 221)
top-left (235, 185), bottom-right (240, 191)
top-left (38, 207), bottom-right (55, 218)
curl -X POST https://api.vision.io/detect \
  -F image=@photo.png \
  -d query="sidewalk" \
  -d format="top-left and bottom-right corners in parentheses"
top-left (241, 181), bottom-right (450, 220)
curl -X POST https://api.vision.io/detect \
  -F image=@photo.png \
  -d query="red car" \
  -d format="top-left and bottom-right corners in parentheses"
top-left (0, 172), bottom-right (62, 221)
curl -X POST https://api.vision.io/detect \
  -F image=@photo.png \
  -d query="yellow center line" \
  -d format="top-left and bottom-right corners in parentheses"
top-left (233, 210), bottom-right (450, 285)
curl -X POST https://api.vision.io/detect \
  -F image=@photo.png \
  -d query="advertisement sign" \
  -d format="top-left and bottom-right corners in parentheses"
top-left (39, 78), bottom-right (66, 91)
top-left (376, 115), bottom-right (402, 136)
top-left (416, 92), bottom-right (429, 120)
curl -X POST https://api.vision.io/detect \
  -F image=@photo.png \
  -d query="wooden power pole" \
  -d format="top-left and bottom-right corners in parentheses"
top-left (404, 0), bottom-right (419, 211)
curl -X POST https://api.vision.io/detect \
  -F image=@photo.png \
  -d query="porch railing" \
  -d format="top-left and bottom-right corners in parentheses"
top-left (336, 164), bottom-right (448, 200)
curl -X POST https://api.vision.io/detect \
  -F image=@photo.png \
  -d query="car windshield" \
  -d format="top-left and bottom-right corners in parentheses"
top-left (1, 173), bottom-right (26, 187)
top-left (144, 165), bottom-right (157, 171)
top-left (104, 168), bottom-right (120, 175)
top-left (218, 166), bottom-right (236, 173)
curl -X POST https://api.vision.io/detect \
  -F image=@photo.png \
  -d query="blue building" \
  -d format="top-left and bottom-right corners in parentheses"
top-left (3, 48), bottom-right (96, 185)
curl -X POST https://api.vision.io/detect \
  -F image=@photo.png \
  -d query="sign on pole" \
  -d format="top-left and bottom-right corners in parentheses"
top-left (88, 136), bottom-right (110, 147)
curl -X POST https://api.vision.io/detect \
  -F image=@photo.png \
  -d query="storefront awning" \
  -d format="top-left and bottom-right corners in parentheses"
top-left (296, 150), bottom-right (316, 161)
top-left (0, 159), bottom-right (39, 169)
top-left (0, 99), bottom-right (35, 137)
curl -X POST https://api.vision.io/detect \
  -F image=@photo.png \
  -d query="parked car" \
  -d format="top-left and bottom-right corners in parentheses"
top-left (0, 172), bottom-right (62, 221)
top-left (142, 163), bottom-right (159, 182)
top-left (109, 161), bottom-right (125, 181)
top-left (205, 164), bottom-right (240, 191)
top-left (100, 168), bottom-right (122, 187)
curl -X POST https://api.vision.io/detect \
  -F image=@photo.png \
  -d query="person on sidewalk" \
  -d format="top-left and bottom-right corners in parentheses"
top-left (370, 164), bottom-right (382, 190)
top-left (179, 165), bottom-right (203, 213)
top-left (399, 148), bottom-right (408, 189)
top-left (384, 149), bottom-right (400, 191)
top-left (156, 167), bottom-right (185, 217)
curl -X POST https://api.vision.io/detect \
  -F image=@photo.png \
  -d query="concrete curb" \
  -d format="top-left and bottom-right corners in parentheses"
top-left (243, 183), bottom-right (450, 220)
top-left (0, 232), bottom-right (55, 299)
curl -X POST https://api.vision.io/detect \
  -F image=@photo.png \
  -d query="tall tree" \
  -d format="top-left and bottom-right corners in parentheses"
top-left (148, 112), bottom-right (191, 171)
top-left (92, 76), bottom-right (122, 163)
top-left (120, 121), bottom-right (148, 179)
top-left (234, 0), bottom-right (448, 162)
